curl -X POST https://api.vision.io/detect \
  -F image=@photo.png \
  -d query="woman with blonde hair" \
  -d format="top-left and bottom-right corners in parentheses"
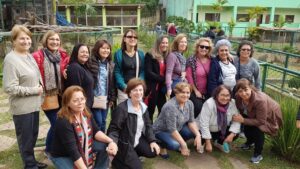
top-left (3, 25), bottom-right (47, 168)
top-left (165, 33), bottom-right (188, 97)
top-left (32, 30), bottom-right (70, 155)
top-left (186, 37), bottom-right (213, 118)
top-left (144, 35), bottom-right (169, 122)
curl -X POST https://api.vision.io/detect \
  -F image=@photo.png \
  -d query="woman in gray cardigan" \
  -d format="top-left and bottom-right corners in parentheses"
top-left (3, 25), bottom-right (46, 169)
top-left (197, 85), bottom-right (240, 153)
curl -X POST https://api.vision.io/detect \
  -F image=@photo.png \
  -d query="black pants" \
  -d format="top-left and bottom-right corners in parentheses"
top-left (210, 127), bottom-right (238, 144)
top-left (244, 125), bottom-right (265, 156)
top-left (189, 92), bottom-right (206, 118)
top-left (147, 88), bottom-right (166, 122)
top-left (13, 111), bottom-right (39, 169)
top-left (112, 135), bottom-right (156, 169)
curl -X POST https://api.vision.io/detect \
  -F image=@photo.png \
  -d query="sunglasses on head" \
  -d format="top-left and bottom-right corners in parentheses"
top-left (125, 35), bottom-right (138, 39)
top-left (199, 45), bottom-right (210, 50)
top-left (241, 48), bottom-right (251, 51)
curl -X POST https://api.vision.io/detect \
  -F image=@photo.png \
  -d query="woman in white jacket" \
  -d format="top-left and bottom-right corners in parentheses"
top-left (196, 85), bottom-right (240, 153)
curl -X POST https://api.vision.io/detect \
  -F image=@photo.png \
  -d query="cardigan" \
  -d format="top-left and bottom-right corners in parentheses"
top-left (196, 98), bottom-right (240, 139)
top-left (113, 49), bottom-right (145, 91)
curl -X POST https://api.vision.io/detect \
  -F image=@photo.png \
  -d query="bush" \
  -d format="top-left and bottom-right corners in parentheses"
top-left (247, 27), bottom-right (260, 42)
top-left (288, 77), bottom-right (300, 89)
top-left (267, 88), bottom-right (300, 162)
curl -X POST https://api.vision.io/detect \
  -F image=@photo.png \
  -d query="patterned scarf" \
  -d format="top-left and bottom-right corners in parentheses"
top-left (216, 102), bottom-right (229, 140)
top-left (73, 113), bottom-right (94, 169)
top-left (43, 48), bottom-right (61, 95)
top-left (186, 55), bottom-right (198, 89)
top-left (173, 51), bottom-right (186, 72)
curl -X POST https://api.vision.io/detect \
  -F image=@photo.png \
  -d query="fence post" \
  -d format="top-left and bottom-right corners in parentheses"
top-left (261, 63), bottom-right (268, 92)
top-left (281, 53), bottom-right (290, 90)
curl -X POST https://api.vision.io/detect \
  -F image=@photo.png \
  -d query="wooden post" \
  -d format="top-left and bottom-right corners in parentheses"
top-left (50, 0), bottom-right (56, 25)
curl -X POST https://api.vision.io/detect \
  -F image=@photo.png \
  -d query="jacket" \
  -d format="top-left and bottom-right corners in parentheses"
top-left (113, 49), bottom-right (145, 91)
top-left (32, 48), bottom-right (69, 87)
top-left (144, 52), bottom-right (165, 96)
top-left (196, 98), bottom-right (240, 139)
top-left (236, 91), bottom-right (283, 136)
top-left (207, 57), bottom-right (223, 96)
top-left (107, 100), bottom-right (156, 168)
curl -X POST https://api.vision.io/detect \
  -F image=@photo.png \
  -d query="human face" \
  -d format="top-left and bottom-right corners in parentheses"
top-left (129, 85), bottom-right (144, 102)
top-left (159, 37), bottom-right (169, 53)
top-left (47, 34), bottom-right (60, 52)
top-left (178, 37), bottom-right (187, 53)
top-left (98, 43), bottom-right (111, 60)
top-left (68, 91), bottom-right (86, 114)
top-left (197, 41), bottom-right (210, 57)
top-left (239, 45), bottom-right (251, 59)
top-left (217, 88), bottom-right (231, 105)
top-left (175, 87), bottom-right (191, 104)
top-left (218, 45), bottom-right (229, 61)
top-left (77, 46), bottom-right (89, 64)
top-left (237, 86), bottom-right (252, 102)
top-left (124, 31), bottom-right (137, 48)
top-left (13, 32), bottom-right (32, 53)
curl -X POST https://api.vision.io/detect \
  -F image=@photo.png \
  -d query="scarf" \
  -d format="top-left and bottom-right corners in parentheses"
top-left (186, 55), bottom-right (198, 89)
top-left (216, 102), bottom-right (229, 140)
top-left (173, 51), bottom-right (186, 72)
top-left (73, 112), bottom-right (94, 169)
top-left (43, 48), bottom-right (61, 95)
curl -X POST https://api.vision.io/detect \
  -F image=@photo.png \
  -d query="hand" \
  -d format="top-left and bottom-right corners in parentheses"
top-left (228, 53), bottom-right (234, 62)
top-left (38, 85), bottom-right (43, 95)
top-left (296, 120), bottom-right (300, 129)
top-left (181, 72), bottom-right (186, 80)
top-left (194, 134), bottom-right (202, 152)
top-left (108, 101), bottom-right (114, 108)
top-left (232, 114), bottom-right (244, 123)
top-left (224, 133), bottom-right (235, 143)
top-left (167, 89), bottom-right (172, 98)
top-left (180, 143), bottom-right (190, 156)
top-left (205, 140), bottom-right (212, 152)
top-left (194, 90), bottom-right (202, 98)
top-left (106, 142), bottom-right (118, 156)
top-left (63, 69), bottom-right (67, 79)
top-left (150, 142), bottom-right (160, 155)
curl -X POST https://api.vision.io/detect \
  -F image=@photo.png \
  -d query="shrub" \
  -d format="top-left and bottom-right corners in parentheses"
top-left (288, 77), bottom-right (300, 89)
top-left (267, 88), bottom-right (300, 162)
top-left (247, 27), bottom-right (260, 42)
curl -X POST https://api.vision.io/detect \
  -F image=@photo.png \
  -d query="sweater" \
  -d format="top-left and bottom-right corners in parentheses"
top-left (196, 98), bottom-right (240, 139)
top-left (3, 51), bottom-right (43, 115)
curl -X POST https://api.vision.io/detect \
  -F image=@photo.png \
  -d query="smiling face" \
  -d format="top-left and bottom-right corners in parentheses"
top-left (178, 37), bottom-right (187, 53)
top-left (197, 41), bottom-right (210, 57)
top-left (159, 37), bottom-right (169, 53)
top-left (46, 34), bottom-right (60, 52)
top-left (124, 31), bottom-right (138, 49)
top-left (218, 45), bottom-right (229, 61)
top-left (129, 85), bottom-right (144, 102)
top-left (77, 46), bottom-right (89, 64)
top-left (175, 86), bottom-right (191, 104)
top-left (216, 88), bottom-right (231, 105)
top-left (98, 43), bottom-right (111, 60)
top-left (237, 86), bottom-right (252, 102)
top-left (13, 31), bottom-right (32, 53)
top-left (239, 44), bottom-right (251, 59)
top-left (68, 91), bottom-right (86, 114)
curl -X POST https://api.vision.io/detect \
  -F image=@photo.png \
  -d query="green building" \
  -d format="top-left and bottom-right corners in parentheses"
top-left (161, 0), bottom-right (300, 37)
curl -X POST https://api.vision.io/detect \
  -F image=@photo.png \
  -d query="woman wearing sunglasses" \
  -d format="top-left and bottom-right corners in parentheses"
top-left (114, 29), bottom-right (145, 104)
top-left (186, 38), bottom-right (213, 118)
top-left (233, 40), bottom-right (261, 90)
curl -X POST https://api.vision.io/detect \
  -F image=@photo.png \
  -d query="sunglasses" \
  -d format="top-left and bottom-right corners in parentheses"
top-left (125, 35), bottom-right (138, 39)
top-left (241, 48), bottom-right (251, 51)
top-left (199, 45), bottom-right (210, 50)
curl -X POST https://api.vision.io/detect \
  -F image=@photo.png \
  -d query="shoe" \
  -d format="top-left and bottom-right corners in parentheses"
top-left (250, 155), bottom-right (263, 164)
top-left (240, 143), bottom-right (253, 150)
top-left (159, 153), bottom-right (170, 159)
top-left (37, 162), bottom-right (47, 169)
top-left (222, 142), bottom-right (230, 153)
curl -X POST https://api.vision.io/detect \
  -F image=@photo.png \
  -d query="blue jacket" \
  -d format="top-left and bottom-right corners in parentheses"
top-left (113, 49), bottom-right (145, 90)
top-left (207, 57), bottom-right (223, 97)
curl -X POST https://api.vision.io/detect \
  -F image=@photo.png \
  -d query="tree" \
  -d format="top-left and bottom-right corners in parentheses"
top-left (247, 6), bottom-right (267, 26)
top-left (227, 18), bottom-right (236, 38)
top-left (211, 0), bottom-right (228, 22)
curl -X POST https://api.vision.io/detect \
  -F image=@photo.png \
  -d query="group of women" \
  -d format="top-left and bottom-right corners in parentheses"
top-left (3, 25), bottom-right (283, 169)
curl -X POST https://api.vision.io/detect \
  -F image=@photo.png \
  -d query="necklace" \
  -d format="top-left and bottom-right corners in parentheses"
top-left (125, 50), bottom-right (135, 57)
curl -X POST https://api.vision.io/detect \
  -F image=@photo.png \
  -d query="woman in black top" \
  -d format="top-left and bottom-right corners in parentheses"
top-left (65, 44), bottom-right (94, 109)
top-left (144, 35), bottom-right (169, 122)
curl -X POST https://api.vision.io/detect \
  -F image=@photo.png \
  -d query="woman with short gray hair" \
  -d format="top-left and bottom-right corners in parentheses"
top-left (207, 39), bottom-right (237, 96)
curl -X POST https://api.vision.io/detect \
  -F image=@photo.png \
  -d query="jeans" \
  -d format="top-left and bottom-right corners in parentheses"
top-left (44, 108), bottom-right (59, 152)
top-left (155, 124), bottom-right (195, 151)
top-left (50, 141), bottom-right (109, 169)
top-left (13, 111), bottom-right (39, 169)
top-left (91, 108), bottom-right (108, 132)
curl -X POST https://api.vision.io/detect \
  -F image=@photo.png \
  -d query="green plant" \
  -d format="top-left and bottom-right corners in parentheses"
top-left (166, 16), bottom-right (195, 33)
top-left (211, 0), bottom-right (228, 22)
top-left (227, 18), bottom-right (236, 38)
top-left (273, 15), bottom-right (286, 28)
top-left (247, 6), bottom-right (267, 26)
top-left (247, 27), bottom-right (260, 41)
top-left (195, 22), bottom-right (204, 35)
top-left (111, 42), bottom-right (121, 58)
top-left (288, 77), bottom-right (300, 89)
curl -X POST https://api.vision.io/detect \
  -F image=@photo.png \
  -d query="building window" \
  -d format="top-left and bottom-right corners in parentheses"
top-left (205, 13), bottom-right (220, 22)
top-left (285, 15), bottom-right (294, 23)
top-left (236, 14), bottom-right (249, 22)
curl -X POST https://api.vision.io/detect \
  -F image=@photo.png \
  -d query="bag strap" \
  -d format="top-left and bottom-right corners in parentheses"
top-left (135, 51), bottom-right (139, 78)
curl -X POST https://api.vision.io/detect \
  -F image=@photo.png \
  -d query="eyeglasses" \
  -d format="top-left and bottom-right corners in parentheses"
top-left (241, 48), bottom-right (251, 52)
top-left (199, 45), bottom-right (210, 50)
top-left (125, 35), bottom-right (138, 39)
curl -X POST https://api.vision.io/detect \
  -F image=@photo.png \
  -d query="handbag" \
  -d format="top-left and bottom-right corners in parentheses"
top-left (41, 95), bottom-right (59, 110)
top-left (92, 96), bottom-right (107, 109)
